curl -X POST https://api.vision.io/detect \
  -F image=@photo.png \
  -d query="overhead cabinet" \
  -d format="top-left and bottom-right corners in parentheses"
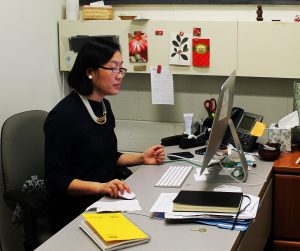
top-left (59, 20), bottom-right (300, 78)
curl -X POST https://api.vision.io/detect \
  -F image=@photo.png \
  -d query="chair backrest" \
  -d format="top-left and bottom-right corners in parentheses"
top-left (1, 110), bottom-right (48, 193)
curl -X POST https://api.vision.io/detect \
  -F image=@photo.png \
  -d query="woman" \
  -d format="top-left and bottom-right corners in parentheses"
top-left (44, 39), bottom-right (165, 232)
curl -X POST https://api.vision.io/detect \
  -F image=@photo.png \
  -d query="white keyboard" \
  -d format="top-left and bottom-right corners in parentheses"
top-left (155, 165), bottom-right (192, 188)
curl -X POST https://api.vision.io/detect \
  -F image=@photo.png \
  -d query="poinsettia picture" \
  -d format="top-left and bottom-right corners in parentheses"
top-left (128, 31), bottom-right (148, 63)
top-left (169, 32), bottom-right (192, 66)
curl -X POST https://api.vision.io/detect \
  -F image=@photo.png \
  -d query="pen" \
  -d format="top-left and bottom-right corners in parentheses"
top-left (235, 161), bottom-right (256, 168)
top-left (247, 161), bottom-right (257, 168)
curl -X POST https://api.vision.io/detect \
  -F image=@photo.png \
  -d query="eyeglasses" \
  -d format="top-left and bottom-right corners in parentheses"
top-left (99, 66), bottom-right (127, 77)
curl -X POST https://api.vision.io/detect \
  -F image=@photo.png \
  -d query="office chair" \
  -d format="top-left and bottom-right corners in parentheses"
top-left (1, 110), bottom-right (52, 251)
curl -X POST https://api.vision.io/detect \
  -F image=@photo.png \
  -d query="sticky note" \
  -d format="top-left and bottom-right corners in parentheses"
top-left (250, 122), bottom-right (266, 137)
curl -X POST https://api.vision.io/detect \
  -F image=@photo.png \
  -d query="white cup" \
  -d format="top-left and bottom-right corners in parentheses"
top-left (66, 0), bottom-right (79, 20)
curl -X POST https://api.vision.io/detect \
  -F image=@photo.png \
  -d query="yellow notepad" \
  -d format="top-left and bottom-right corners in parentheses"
top-left (82, 212), bottom-right (148, 242)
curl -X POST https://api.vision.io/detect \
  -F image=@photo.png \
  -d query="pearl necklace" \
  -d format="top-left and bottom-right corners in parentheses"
top-left (78, 94), bottom-right (107, 125)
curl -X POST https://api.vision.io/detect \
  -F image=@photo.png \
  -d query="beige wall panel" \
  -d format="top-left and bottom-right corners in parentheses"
top-left (115, 120), bottom-right (184, 152)
top-left (237, 21), bottom-right (300, 78)
top-left (110, 74), bottom-right (293, 126)
top-left (59, 20), bottom-right (237, 75)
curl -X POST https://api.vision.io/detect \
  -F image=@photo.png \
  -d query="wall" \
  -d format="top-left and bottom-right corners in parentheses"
top-left (104, 4), bottom-right (299, 152)
top-left (0, 1), bottom-right (65, 251)
top-left (110, 73), bottom-right (294, 152)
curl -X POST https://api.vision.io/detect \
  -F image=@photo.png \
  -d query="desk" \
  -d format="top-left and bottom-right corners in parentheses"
top-left (35, 147), bottom-right (273, 251)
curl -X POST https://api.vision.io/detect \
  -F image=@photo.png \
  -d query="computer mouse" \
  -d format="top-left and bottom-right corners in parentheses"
top-left (117, 190), bottom-right (136, 200)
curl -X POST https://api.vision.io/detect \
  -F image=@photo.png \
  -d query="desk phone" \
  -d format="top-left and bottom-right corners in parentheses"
top-left (227, 111), bottom-right (263, 152)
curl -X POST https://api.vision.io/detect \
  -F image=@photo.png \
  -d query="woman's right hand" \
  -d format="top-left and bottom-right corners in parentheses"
top-left (99, 179), bottom-right (131, 198)
top-left (67, 178), bottom-right (131, 197)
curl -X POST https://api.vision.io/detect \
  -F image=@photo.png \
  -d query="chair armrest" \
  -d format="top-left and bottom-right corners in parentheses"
top-left (3, 190), bottom-right (46, 213)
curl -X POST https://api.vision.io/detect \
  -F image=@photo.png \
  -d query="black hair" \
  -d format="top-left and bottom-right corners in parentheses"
top-left (68, 38), bottom-right (121, 95)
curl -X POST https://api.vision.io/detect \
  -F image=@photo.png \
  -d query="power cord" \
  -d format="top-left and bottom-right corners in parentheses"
top-left (165, 154), bottom-right (203, 168)
top-left (220, 162), bottom-right (267, 187)
top-left (231, 194), bottom-right (251, 230)
top-left (165, 154), bottom-right (226, 169)
top-left (164, 153), bottom-right (267, 187)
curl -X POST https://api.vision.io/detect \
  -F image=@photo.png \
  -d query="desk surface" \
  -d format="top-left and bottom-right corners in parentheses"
top-left (35, 147), bottom-right (273, 251)
top-left (273, 151), bottom-right (300, 173)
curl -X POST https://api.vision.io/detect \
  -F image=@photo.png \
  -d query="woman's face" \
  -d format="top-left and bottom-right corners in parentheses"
top-left (89, 51), bottom-right (124, 100)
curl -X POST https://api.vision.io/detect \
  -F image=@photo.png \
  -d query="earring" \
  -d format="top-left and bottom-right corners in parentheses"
top-left (88, 75), bottom-right (92, 79)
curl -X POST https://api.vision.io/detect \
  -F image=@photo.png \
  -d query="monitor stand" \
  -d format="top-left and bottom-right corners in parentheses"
top-left (205, 118), bottom-right (248, 183)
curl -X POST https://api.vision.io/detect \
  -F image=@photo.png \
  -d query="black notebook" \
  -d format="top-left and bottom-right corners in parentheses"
top-left (173, 190), bottom-right (243, 213)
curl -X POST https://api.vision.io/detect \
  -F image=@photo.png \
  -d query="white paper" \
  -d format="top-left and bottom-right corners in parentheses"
top-left (214, 185), bottom-right (242, 193)
top-left (150, 66), bottom-right (174, 105)
top-left (149, 193), bottom-right (178, 212)
top-left (85, 199), bottom-right (141, 212)
top-left (278, 110), bottom-right (299, 129)
top-left (194, 164), bottom-right (230, 181)
top-left (194, 168), bottom-right (208, 181)
top-left (90, 1), bottom-right (105, 6)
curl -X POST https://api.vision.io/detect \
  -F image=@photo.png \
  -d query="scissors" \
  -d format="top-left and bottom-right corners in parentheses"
top-left (204, 98), bottom-right (217, 117)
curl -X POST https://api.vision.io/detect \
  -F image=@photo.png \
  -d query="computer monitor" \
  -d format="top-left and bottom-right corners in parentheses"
top-left (200, 70), bottom-right (248, 182)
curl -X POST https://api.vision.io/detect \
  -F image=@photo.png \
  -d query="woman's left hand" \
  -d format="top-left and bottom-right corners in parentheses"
top-left (143, 145), bottom-right (166, 165)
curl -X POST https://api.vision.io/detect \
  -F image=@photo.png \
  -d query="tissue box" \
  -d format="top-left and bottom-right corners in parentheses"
top-left (82, 6), bottom-right (114, 20)
top-left (268, 124), bottom-right (292, 152)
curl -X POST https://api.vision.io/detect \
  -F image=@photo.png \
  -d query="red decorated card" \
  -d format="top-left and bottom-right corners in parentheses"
top-left (192, 38), bottom-right (210, 67)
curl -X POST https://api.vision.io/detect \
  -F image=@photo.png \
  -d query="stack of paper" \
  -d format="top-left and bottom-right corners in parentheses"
top-left (150, 193), bottom-right (260, 231)
top-left (80, 213), bottom-right (150, 250)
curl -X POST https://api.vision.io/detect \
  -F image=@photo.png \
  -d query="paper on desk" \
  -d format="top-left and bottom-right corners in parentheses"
top-left (151, 192), bottom-right (259, 220)
top-left (150, 193), bottom-right (178, 213)
top-left (194, 168), bottom-right (207, 181)
top-left (194, 167), bottom-right (231, 181)
top-left (277, 110), bottom-right (299, 129)
top-left (85, 199), bottom-right (141, 212)
top-left (150, 66), bottom-right (174, 105)
top-left (214, 185), bottom-right (242, 193)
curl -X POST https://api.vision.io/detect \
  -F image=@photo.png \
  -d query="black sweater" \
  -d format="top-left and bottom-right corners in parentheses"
top-left (44, 91), bottom-right (122, 231)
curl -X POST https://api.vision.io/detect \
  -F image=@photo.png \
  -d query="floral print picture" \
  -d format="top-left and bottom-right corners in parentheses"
top-left (169, 32), bottom-right (192, 66)
top-left (128, 31), bottom-right (148, 63)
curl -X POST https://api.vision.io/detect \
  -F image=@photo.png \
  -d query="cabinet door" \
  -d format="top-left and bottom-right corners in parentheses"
top-left (238, 22), bottom-right (300, 78)
top-left (274, 173), bottom-right (300, 240)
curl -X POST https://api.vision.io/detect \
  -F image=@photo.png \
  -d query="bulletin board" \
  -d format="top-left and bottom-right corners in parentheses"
top-left (58, 20), bottom-right (237, 76)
